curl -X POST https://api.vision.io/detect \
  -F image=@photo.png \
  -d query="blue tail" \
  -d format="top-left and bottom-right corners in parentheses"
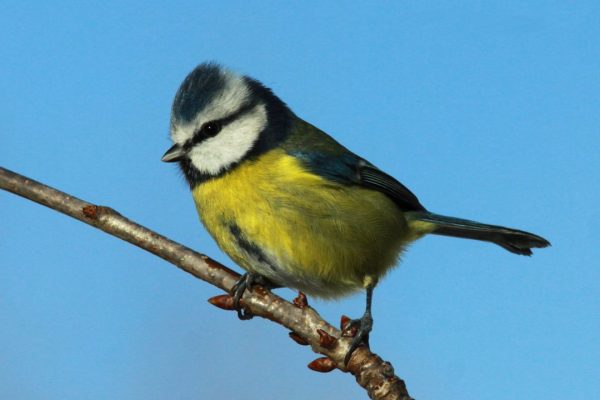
top-left (408, 212), bottom-right (550, 256)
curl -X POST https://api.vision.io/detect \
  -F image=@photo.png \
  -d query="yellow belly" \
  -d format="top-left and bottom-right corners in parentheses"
top-left (192, 149), bottom-right (420, 298)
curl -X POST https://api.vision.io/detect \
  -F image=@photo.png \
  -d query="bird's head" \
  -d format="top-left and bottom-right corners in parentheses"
top-left (162, 63), bottom-right (292, 187)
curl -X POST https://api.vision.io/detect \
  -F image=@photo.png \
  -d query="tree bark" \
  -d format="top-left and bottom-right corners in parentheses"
top-left (0, 166), bottom-right (413, 400)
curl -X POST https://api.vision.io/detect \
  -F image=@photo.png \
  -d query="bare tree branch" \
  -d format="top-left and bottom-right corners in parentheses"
top-left (0, 166), bottom-right (413, 400)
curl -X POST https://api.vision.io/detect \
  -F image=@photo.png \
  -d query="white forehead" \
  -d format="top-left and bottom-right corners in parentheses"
top-left (171, 70), bottom-right (251, 144)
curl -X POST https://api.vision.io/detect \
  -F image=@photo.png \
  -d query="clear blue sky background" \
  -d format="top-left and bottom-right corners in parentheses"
top-left (1, 2), bottom-right (598, 399)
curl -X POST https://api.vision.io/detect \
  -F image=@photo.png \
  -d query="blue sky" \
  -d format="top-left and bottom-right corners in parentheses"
top-left (1, 2), bottom-right (598, 399)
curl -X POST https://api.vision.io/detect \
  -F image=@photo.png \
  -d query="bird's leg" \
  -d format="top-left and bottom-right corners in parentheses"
top-left (230, 272), bottom-right (279, 320)
top-left (344, 279), bottom-right (376, 365)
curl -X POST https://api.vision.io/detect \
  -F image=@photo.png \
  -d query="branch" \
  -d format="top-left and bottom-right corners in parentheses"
top-left (0, 166), bottom-right (413, 400)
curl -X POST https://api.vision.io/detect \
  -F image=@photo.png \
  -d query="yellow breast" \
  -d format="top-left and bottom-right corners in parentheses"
top-left (192, 149), bottom-right (415, 298)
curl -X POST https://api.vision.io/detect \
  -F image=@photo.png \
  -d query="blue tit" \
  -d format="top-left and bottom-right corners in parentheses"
top-left (162, 62), bottom-right (550, 363)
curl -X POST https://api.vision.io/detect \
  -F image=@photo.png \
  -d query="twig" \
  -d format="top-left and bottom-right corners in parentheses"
top-left (0, 166), bottom-right (413, 400)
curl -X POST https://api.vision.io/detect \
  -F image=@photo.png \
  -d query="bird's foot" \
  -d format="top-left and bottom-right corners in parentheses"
top-left (230, 273), bottom-right (276, 320)
top-left (343, 312), bottom-right (373, 366)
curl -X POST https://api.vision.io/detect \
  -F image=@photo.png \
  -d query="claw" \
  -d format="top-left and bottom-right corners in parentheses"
top-left (230, 273), bottom-right (255, 320)
top-left (344, 312), bottom-right (373, 365)
top-left (230, 273), bottom-right (279, 320)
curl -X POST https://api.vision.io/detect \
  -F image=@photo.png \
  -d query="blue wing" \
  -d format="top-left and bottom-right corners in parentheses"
top-left (289, 150), bottom-right (426, 212)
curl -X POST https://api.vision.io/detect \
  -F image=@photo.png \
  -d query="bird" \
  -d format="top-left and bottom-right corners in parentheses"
top-left (161, 62), bottom-right (550, 364)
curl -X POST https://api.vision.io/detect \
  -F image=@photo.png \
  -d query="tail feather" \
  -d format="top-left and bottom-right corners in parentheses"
top-left (408, 212), bottom-right (550, 256)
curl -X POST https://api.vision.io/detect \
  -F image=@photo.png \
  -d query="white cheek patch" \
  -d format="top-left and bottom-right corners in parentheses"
top-left (188, 104), bottom-right (267, 175)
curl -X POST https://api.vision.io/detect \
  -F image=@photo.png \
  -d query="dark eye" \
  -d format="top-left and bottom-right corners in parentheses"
top-left (201, 121), bottom-right (222, 137)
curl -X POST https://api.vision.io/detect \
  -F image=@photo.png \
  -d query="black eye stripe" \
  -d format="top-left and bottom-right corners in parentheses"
top-left (219, 98), bottom-right (260, 126)
top-left (186, 99), bottom-right (261, 148)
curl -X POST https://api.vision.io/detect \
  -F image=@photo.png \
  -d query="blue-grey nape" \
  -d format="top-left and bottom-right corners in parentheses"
top-left (172, 62), bottom-right (226, 124)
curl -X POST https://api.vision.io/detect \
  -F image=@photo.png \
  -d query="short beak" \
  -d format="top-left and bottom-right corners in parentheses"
top-left (161, 144), bottom-right (185, 163)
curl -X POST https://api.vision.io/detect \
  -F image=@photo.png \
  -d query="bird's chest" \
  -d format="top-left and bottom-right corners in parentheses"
top-left (192, 151), bottom-right (338, 257)
top-left (191, 150), bottom-right (407, 297)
